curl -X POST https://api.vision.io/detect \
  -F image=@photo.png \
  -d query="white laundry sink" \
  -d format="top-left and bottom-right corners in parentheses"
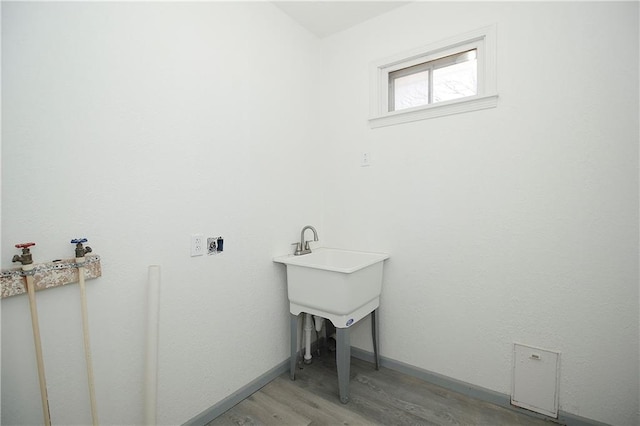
top-left (273, 248), bottom-right (389, 328)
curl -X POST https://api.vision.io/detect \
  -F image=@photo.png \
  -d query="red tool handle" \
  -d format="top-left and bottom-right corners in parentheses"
top-left (15, 242), bottom-right (36, 249)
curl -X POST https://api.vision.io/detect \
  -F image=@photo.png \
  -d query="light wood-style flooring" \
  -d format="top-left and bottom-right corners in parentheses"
top-left (208, 351), bottom-right (554, 426)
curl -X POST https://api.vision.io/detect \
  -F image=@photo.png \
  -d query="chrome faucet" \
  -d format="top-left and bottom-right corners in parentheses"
top-left (293, 225), bottom-right (319, 256)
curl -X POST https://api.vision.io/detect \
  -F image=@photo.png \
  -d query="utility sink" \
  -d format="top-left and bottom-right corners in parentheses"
top-left (273, 248), bottom-right (389, 328)
top-left (275, 247), bottom-right (390, 404)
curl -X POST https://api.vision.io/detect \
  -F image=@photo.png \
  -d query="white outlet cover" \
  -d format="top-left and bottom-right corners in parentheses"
top-left (361, 152), bottom-right (371, 167)
top-left (191, 234), bottom-right (204, 257)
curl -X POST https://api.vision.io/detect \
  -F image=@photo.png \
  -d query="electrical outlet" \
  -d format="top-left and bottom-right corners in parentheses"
top-left (361, 152), bottom-right (371, 167)
top-left (207, 236), bottom-right (224, 255)
top-left (207, 238), bottom-right (217, 255)
top-left (191, 234), bottom-right (204, 257)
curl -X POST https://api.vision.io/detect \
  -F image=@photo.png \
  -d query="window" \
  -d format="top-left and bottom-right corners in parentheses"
top-left (369, 25), bottom-right (497, 128)
top-left (389, 49), bottom-right (478, 111)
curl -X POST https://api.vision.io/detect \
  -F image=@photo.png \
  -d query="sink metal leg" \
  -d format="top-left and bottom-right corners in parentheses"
top-left (371, 309), bottom-right (380, 370)
top-left (336, 327), bottom-right (351, 404)
top-left (290, 313), bottom-right (298, 380)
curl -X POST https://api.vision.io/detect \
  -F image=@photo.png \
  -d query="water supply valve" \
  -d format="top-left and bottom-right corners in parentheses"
top-left (71, 238), bottom-right (92, 258)
top-left (12, 242), bottom-right (36, 265)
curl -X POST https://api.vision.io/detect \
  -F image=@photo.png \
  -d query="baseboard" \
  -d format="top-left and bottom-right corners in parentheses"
top-left (350, 347), bottom-right (610, 426)
top-left (182, 358), bottom-right (290, 426)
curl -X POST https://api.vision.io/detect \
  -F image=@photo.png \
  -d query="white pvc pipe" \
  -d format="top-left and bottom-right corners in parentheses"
top-left (145, 266), bottom-right (161, 425)
top-left (313, 315), bottom-right (324, 332)
top-left (303, 313), bottom-right (313, 364)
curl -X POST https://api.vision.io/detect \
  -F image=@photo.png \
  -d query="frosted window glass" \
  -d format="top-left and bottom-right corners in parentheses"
top-left (433, 58), bottom-right (477, 103)
top-left (393, 70), bottom-right (429, 111)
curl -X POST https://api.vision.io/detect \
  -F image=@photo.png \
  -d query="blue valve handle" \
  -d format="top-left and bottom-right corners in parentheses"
top-left (71, 238), bottom-right (92, 258)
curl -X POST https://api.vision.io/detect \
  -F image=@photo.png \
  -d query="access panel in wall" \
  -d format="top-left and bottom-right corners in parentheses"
top-left (511, 343), bottom-right (560, 418)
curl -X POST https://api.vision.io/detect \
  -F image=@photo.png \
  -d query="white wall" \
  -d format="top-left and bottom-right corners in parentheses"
top-left (2, 2), bottom-right (323, 424)
top-left (319, 2), bottom-right (639, 425)
top-left (0, 2), bottom-right (3, 420)
top-left (3, 2), bottom-right (639, 426)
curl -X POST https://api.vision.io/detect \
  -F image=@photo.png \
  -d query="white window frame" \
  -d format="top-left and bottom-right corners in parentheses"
top-left (369, 24), bottom-right (498, 128)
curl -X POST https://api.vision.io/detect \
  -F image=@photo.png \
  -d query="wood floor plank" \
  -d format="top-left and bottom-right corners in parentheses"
top-left (348, 357), bottom-right (548, 425)
top-left (208, 388), bottom-right (311, 426)
top-left (350, 360), bottom-right (492, 424)
top-left (209, 411), bottom-right (263, 426)
top-left (207, 352), bottom-right (555, 426)
top-left (263, 376), bottom-right (374, 425)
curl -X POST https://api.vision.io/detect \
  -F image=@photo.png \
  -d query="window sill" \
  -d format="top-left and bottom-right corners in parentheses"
top-left (369, 93), bottom-right (498, 129)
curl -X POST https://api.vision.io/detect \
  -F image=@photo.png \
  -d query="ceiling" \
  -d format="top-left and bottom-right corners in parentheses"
top-left (272, 1), bottom-right (411, 38)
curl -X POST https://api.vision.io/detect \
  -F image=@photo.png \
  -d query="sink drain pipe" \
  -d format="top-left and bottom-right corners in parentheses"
top-left (303, 314), bottom-right (325, 363)
top-left (313, 315), bottom-right (324, 332)
top-left (303, 313), bottom-right (313, 364)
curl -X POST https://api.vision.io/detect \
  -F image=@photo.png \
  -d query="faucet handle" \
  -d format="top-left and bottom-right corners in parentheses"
top-left (13, 242), bottom-right (36, 265)
top-left (291, 242), bottom-right (302, 255)
top-left (304, 240), bottom-right (313, 251)
top-left (71, 238), bottom-right (92, 258)
top-left (15, 242), bottom-right (36, 249)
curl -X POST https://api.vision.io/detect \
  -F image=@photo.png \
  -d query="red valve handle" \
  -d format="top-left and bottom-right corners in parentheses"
top-left (15, 242), bottom-right (36, 249)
